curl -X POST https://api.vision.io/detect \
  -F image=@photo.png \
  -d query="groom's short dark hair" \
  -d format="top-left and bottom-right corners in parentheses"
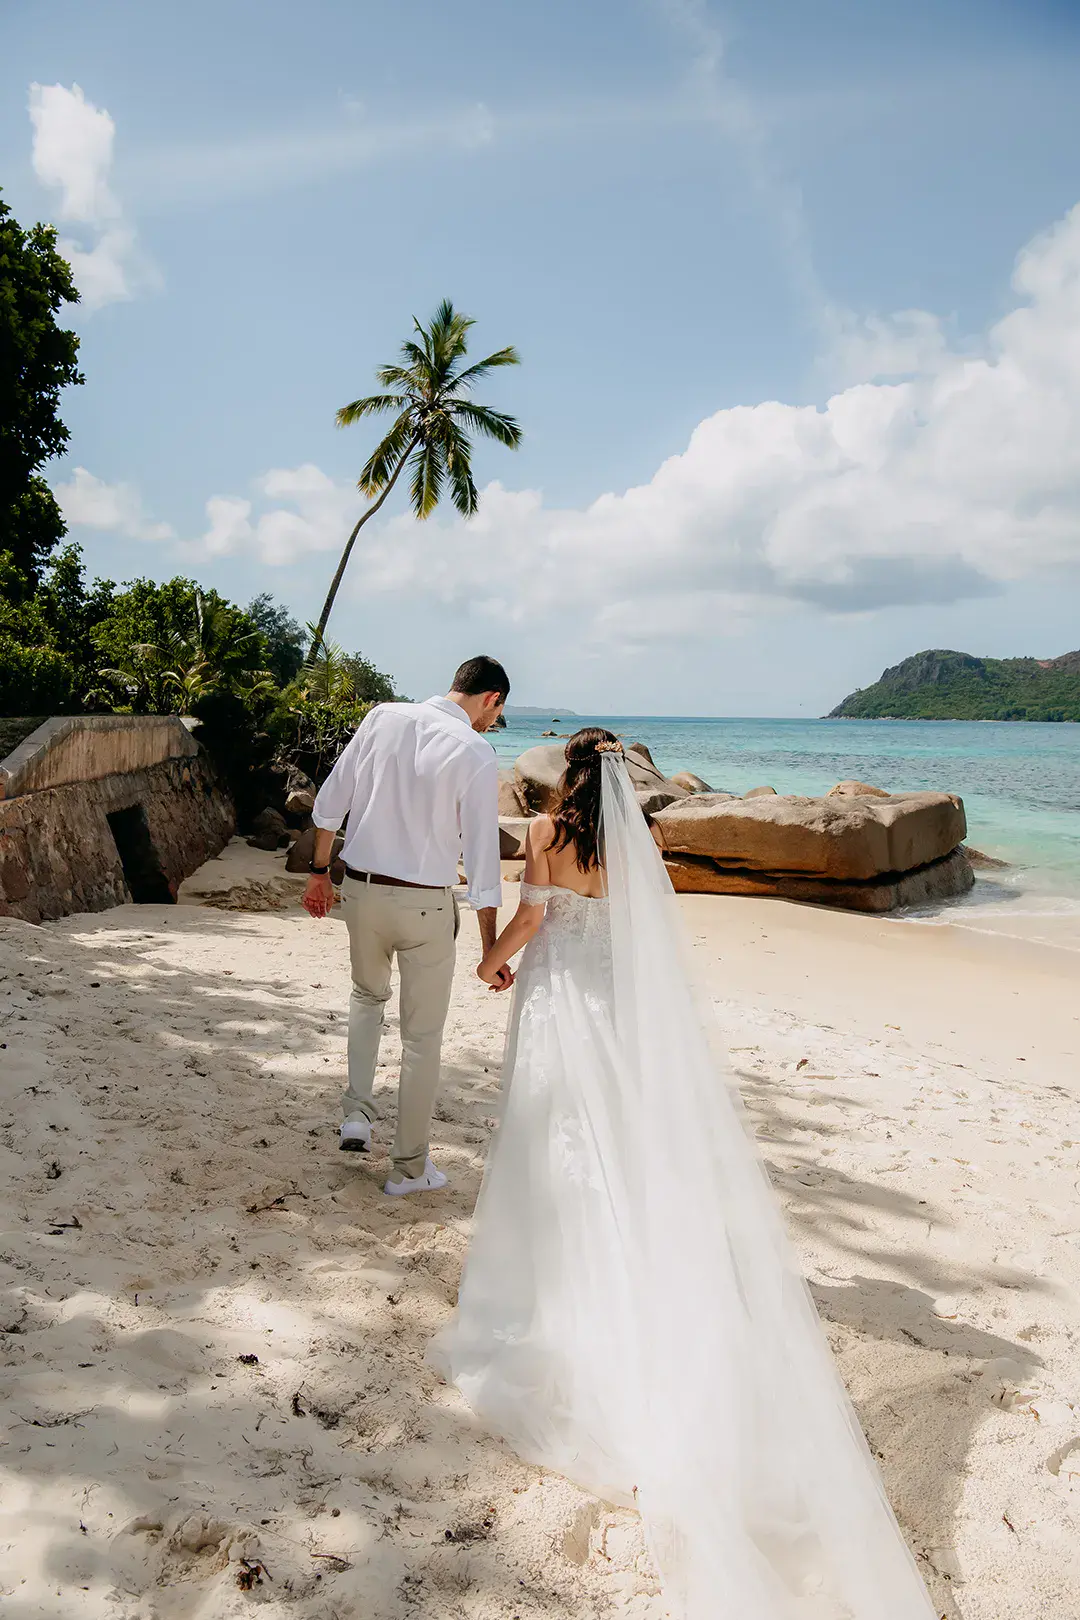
top-left (452, 655), bottom-right (510, 700)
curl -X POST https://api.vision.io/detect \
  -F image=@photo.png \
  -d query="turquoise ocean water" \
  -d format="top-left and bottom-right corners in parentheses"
top-left (495, 715), bottom-right (1080, 948)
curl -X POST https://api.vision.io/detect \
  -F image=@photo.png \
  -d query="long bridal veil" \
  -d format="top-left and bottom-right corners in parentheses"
top-left (598, 753), bottom-right (938, 1618)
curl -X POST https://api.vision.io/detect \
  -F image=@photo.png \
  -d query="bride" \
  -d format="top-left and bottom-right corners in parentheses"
top-left (429, 729), bottom-right (938, 1619)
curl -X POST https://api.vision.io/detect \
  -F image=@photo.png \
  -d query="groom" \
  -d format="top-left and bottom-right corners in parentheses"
top-left (302, 656), bottom-right (509, 1196)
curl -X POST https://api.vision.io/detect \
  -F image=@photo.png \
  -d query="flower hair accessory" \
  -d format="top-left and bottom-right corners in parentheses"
top-left (596, 740), bottom-right (624, 754)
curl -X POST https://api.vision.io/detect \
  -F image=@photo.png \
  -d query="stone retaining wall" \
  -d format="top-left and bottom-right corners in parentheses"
top-left (0, 714), bottom-right (199, 799)
top-left (0, 719), bottom-right (233, 924)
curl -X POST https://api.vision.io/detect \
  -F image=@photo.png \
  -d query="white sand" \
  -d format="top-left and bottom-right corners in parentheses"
top-left (1, 838), bottom-right (1077, 1619)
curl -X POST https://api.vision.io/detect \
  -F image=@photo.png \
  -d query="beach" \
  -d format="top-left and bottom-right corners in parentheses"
top-left (1, 838), bottom-right (1078, 1620)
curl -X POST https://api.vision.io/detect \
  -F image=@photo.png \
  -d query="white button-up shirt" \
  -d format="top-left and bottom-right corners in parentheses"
top-left (310, 696), bottom-right (502, 910)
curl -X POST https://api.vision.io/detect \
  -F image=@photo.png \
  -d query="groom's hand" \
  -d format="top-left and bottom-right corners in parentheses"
top-left (302, 874), bottom-right (335, 918)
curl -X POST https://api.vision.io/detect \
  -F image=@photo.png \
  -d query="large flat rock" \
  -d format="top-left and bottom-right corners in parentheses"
top-left (652, 790), bottom-right (966, 881)
top-left (663, 846), bottom-right (975, 912)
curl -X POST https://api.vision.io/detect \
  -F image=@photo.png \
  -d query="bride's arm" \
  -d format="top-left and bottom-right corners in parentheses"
top-left (477, 817), bottom-right (552, 989)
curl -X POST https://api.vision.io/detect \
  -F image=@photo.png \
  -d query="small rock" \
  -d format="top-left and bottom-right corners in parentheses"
top-left (827, 780), bottom-right (890, 799)
top-left (250, 807), bottom-right (288, 838)
top-left (497, 769), bottom-right (528, 817)
top-left (669, 770), bottom-right (715, 794)
top-left (248, 807), bottom-right (289, 851)
top-left (499, 818), bottom-right (532, 860)
top-left (636, 787), bottom-right (685, 816)
top-left (963, 845), bottom-right (1010, 870)
top-left (743, 785), bottom-right (778, 799)
top-left (285, 826), bottom-right (345, 883)
top-left (626, 742), bottom-right (656, 766)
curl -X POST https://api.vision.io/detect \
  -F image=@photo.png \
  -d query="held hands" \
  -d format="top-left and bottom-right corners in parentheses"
top-left (302, 874), bottom-right (336, 919)
top-left (477, 958), bottom-right (515, 992)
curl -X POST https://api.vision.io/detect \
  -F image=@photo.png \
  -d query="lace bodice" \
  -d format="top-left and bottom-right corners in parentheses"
top-left (517, 882), bottom-right (613, 998)
top-left (521, 882), bottom-right (609, 941)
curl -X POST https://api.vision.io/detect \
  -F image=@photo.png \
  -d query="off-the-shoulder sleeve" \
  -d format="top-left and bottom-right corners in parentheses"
top-left (520, 882), bottom-right (553, 905)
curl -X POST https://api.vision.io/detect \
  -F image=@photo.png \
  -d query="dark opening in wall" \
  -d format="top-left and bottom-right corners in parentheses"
top-left (106, 805), bottom-right (174, 904)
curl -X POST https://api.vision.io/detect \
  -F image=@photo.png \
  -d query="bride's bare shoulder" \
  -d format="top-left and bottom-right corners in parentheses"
top-left (527, 815), bottom-right (555, 853)
top-left (522, 814), bottom-right (554, 889)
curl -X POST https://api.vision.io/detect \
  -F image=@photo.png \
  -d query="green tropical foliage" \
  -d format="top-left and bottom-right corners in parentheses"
top-left (267, 631), bottom-right (399, 783)
top-left (0, 545), bottom-right (399, 820)
top-left (309, 297), bottom-right (522, 657)
top-left (829, 648), bottom-right (1080, 721)
top-left (90, 578), bottom-right (268, 712)
top-left (272, 691), bottom-right (372, 786)
top-left (292, 632), bottom-right (398, 706)
top-left (0, 191), bottom-right (84, 584)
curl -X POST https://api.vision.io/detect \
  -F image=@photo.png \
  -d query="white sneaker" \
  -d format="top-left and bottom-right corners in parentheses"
top-left (384, 1158), bottom-right (448, 1197)
top-left (339, 1118), bottom-right (373, 1153)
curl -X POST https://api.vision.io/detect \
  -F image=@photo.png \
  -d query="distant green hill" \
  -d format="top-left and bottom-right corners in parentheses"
top-left (828, 648), bottom-right (1080, 721)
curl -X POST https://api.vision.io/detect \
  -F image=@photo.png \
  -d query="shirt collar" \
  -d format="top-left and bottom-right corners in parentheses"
top-left (425, 695), bottom-right (474, 729)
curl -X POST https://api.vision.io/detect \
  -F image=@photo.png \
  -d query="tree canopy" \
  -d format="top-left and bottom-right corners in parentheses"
top-left (0, 191), bottom-right (83, 585)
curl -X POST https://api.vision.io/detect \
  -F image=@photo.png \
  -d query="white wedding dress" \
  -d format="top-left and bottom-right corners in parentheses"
top-left (430, 757), bottom-right (938, 1619)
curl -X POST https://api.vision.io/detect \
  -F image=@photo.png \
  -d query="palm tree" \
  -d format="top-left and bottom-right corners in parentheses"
top-left (306, 298), bottom-right (521, 661)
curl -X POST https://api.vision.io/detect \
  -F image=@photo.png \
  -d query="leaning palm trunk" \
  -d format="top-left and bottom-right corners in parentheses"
top-left (305, 434), bottom-right (417, 664)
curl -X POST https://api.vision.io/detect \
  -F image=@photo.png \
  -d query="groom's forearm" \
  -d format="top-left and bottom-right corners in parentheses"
top-left (477, 907), bottom-right (498, 956)
top-left (311, 827), bottom-right (337, 867)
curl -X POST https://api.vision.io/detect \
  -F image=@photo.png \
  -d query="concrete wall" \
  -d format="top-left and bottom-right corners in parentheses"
top-left (0, 751), bottom-right (233, 924)
top-left (0, 715), bottom-right (198, 800)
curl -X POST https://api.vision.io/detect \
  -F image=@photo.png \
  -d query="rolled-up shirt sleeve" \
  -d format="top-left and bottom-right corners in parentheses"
top-left (459, 753), bottom-right (503, 910)
top-left (311, 729), bottom-right (361, 832)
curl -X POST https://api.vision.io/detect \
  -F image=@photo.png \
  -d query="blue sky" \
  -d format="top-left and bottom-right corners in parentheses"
top-left (4, 0), bottom-right (1080, 712)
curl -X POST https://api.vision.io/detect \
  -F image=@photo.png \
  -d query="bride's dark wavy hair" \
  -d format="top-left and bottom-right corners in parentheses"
top-left (548, 727), bottom-right (620, 872)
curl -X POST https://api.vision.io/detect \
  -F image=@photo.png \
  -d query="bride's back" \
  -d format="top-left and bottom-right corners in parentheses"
top-left (522, 727), bottom-right (619, 900)
top-left (527, 815), bottom-right (608, 898)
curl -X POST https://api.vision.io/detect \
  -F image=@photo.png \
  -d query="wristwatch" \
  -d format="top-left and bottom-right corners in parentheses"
top-left (309, 862), bottom-right (331, 876)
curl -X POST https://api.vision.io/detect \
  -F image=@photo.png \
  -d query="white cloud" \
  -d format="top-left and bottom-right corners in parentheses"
top-left (29, 83), bottom-right (152, 311)
top-left (54, 467), bottom-right (174, 543)
top-left (822, 307), bottom-right (954, 387)
top-left (192, 466), bottom-right (356, 565)
top-left (192, 196), bottom-right (1080, 641)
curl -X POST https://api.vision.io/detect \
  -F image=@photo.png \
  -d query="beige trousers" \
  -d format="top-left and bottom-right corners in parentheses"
top-left (341, 876), bottom-right (458, 1178)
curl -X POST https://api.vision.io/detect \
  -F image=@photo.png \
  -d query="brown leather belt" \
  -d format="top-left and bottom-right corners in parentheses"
top-left (345, 866), bottom-right (444, 890)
